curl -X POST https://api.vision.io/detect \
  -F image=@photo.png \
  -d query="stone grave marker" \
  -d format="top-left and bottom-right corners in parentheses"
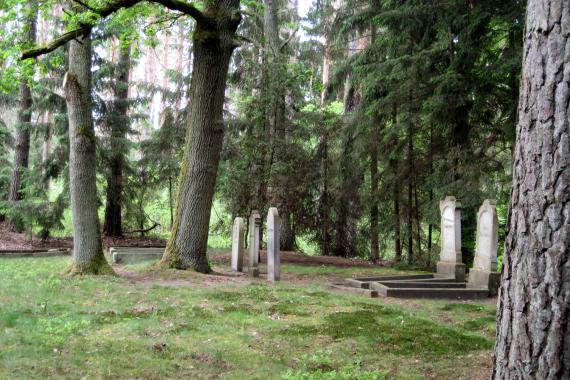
top-left (468, 199), bottom-right (500, 295)
top-left (248, 211), bottom-right (261, 277)
top-left (436, 196), bottom-right (466, 281)
top-left (266, 207), bottom-right (280, 282)
top-left (231, 217), bottom-right (245, 272)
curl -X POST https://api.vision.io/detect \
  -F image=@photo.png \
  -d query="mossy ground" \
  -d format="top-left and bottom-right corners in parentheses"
top-left (0, 257), bottom-right (496, 379)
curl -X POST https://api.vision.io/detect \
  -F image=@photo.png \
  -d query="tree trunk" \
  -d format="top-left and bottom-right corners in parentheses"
top-left (406, 120), bottom-right (414, 265)
top-left (160, 2), bottom-right (241, 273)
top-left (394, 184), bottom-right (402, 262)
top-left (7, 4), bottom-right (36, 229)
top-left (264, 0), bottom-right (294, 251)
top-left (63, 28), bottom-right (112, 275)
top-left (493, 1), bottom-right (569, 378)
top-left (103, 39), bottom-right (131, 237)
top-left (280, 209), bottom-right (295, 251)
top-left (370, 126), bottom-right (379, 263)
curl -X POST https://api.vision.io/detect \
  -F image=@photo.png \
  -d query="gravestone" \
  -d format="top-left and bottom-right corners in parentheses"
top-left (468, 199), bottom-right (500, 295)
top-left (266, 207), bottom-right (280, 282)
top-left (231, 217), bottom-right (245, 272)
top-left (248, 211), bottom-right (261, 277)
top-left (436, 196), bottom-right (465, 281)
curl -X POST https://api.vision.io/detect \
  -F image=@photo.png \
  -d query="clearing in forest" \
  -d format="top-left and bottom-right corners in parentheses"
top-left (1, 256), bottom-right (497, 379)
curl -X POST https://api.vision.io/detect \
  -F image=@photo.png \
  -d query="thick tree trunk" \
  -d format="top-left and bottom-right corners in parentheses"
top-left (7, 4), bottom-right (36, 228)
top-left (103, 40), bottom-right (131, 237)
top-left (493, 1), bottom-right (569, 378)
top-left (160, 2), bottom-right (241, 273)
top-left (63, 29), bottom-right (112, 275)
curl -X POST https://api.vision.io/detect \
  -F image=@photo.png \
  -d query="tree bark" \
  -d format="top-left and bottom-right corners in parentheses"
top-left (394, 183), bottom-right (402, 262)
top-left (63, 28), bottom-right (113, 275)
top-left (370, 126), bottom-right (379, 262)
top-left (493, 0), bottom-right (569, 378)
top-left (160, 1), bottom-right (241, 273)
top-left (7, 4), bottom-right (36, 228)
top-left (263, 0), bottom-right (295, 251)
top-left (103, 39), bottom-right (131, 237)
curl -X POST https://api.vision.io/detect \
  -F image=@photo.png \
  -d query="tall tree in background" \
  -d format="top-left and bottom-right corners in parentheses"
top-left (103, 38), bottom-right (131, 237)
top-left (263, 0), bottom-right (296, 250)
top-left (493, 0), bottom-right (569, 377)
top-left (7, 2), bottom-right (36, 229)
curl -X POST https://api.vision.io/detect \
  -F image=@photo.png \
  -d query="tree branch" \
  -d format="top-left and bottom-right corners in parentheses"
top-left (21, 0), bottom-right (208, 60)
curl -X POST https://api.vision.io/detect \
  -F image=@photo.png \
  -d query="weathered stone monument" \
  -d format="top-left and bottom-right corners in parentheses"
top-left (436, 196), bottom-right (465, 281)
top-left (266, 207), bottom-right (281, 282)
top-left (248, 211), bottom-right (261, 277)
top-left (468, 199), bottom-right (500, 295)
top-left (231, 217), bottom-right (245, 272)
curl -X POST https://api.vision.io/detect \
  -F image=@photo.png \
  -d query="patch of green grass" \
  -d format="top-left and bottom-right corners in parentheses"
top-left (0, 257), bottom-right (496, 379)
top-left (283, 350), bottom-right (388, 379)
top-left (284, 308), bottom-right (493, 357)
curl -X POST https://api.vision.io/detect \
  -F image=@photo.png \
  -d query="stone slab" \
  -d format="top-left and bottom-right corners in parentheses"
top-left (266, 207), bottom-right (280, 282)
top-left (368, 282), bottom-right (488, 299)
top-left (0, 249), bottom-right (71, 258)
top-left (468, 268), bottom-right (501, 296)
top-left (345, 278), bottom-right (370, 289)
top-left (112, 251), bottom-right (163, 264)
top-left (436, 261), bottom-right (466, 282)
top-left (377, 281), bottom-right (467, 289)
top-left (231, 217), bottom-right (245, 272)
top-left (329, 284), bottom-right (378, 298)
top-left (354, 274), bottom-right (435, 282)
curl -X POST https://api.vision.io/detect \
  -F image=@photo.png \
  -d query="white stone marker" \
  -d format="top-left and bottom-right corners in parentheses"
top-left (468, 199), bottom-right (500, 295)
top-left (248, 211), bottom-right (261, 277)
top-left (266, 207), bottom-right (281, 282)
top-left (436, 196), bottom-right (466, 281)
top-left (231, 217), bottom-right (245, 272)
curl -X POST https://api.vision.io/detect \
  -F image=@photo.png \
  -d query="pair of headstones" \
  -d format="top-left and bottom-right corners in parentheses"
top-left (231, 208), bottom-right (280, 282)
top-left (437, 196), bottom-right (500, 294)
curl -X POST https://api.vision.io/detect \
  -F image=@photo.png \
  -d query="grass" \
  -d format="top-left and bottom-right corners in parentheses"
top-left (0, 257), bottom-right (497, 379)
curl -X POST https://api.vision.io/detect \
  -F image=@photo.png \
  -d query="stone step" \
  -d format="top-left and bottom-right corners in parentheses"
top-left (329, 284), bottom-right (378, 298)
top-left (353, 274), bottom-right (435, 282)
top-left (369, 282), bottom-right (489, 299)
top-left (376, 281), bottom-right (467, 289)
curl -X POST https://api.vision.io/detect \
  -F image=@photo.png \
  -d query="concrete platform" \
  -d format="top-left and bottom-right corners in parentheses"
top-left (371, 283), bottom-right (489, 299)
top-left (343, 272), bottom-right (492, 299)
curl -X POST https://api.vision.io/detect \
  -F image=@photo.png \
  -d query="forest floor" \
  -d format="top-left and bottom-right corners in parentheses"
top-left (0, 255), bottom-right (497, 380)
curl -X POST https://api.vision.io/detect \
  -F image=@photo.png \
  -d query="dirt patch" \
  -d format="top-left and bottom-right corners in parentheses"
top-left (0, 222), bottom-right (166, 250)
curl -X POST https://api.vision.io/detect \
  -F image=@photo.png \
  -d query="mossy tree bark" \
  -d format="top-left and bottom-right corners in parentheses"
top-left (160, 0), bottom-right (241, 273)
top-left (492, 0), bottom-right (569, 377)
top-left (64, 29), bottom-right (113, 275)
top-left (103, 40), bottom-right (131, 237)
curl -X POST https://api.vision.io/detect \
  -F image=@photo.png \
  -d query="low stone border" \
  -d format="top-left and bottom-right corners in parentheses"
top-left (0, 248), bottom-right (71, 258)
